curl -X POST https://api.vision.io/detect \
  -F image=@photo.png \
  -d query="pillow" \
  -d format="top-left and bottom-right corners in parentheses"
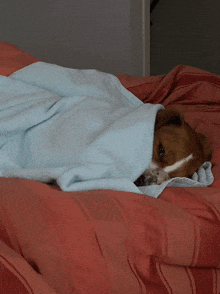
top-left (0, 42), bottom-right (39, 76)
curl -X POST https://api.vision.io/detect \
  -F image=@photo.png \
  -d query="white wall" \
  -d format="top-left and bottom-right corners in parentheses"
top-left (0, 0), bottom-right (150, 76)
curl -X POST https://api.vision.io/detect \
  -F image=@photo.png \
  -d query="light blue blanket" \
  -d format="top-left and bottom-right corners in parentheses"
top-left (0, 62), bottom-right (214, 197)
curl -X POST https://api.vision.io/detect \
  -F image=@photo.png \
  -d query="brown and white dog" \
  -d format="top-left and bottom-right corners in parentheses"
top-left (134, 109), bottom-right (212, 186)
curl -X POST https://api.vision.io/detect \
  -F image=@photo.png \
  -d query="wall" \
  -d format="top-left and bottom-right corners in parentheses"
top-left (150, 0), bottom-right (220, 76)
top-left (0, 0), bottom-right (150, 76)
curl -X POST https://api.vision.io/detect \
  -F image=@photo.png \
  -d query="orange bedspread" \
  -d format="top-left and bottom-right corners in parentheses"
top-left (0, 42), bottom-right (220, 294)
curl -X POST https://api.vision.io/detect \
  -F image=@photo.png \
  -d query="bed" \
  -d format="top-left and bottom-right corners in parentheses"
top-left (0, 42), bottom-right (220, 294)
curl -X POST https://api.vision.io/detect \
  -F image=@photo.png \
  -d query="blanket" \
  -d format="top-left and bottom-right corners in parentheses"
top-left (0, 62), bottom-right (213, 197)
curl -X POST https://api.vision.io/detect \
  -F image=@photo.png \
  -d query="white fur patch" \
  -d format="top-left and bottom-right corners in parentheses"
top-left (150, 161), bottom-right (159, 170)
top-left (163, 154), bottom-right (193, 173)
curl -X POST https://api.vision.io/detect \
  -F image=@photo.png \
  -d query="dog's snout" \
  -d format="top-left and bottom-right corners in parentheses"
top-left (145, 177), bottom-right (156, 185)
top-left (134, 166), bottom-right (170, 187)
top-left (134, 174), bottom-right (158, 186)
top-left (134, 175), bottom-right (146, 186)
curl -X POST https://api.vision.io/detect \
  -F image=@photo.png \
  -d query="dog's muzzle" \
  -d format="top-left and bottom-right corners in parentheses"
top-left (134, 167), bottom-right (170, 186)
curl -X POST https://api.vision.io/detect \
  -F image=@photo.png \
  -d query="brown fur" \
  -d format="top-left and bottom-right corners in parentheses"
top-left (153, 109), bottom-right (212, 179)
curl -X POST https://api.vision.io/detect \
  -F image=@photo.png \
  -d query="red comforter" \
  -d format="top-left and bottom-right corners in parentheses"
top-left (0, 42), bottom-right (220, 294)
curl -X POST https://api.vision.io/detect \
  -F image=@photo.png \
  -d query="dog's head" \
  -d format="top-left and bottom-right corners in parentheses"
top-left (135, 109), bottom-right (212, 186)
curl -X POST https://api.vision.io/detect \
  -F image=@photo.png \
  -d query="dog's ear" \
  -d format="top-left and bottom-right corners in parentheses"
top-left (197, 133), bottom-right (212, 162)
top-left (155, 109), bottom-right (184, 131)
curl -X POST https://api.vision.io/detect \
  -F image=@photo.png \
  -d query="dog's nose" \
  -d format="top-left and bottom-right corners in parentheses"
top-left (134, 175), bottom-right (157, 186)
top-left (145, 177), bottom-right (157, 185)
top-left (134, 175), bottom-right (146, 186)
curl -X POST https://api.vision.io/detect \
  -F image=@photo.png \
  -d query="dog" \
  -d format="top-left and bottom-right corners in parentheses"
top-left (134, 109), bottom-right (212, 186)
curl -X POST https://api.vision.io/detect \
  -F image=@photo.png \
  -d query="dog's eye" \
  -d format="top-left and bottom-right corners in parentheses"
top-left (157, 143), bottom-right (165, 160)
